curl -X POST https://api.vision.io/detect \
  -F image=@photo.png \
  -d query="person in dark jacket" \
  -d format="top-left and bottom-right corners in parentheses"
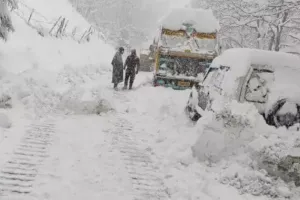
top-left (123, 49), bottom-right (140, 90)
top-left (111, 47), bottom-right (125, 90)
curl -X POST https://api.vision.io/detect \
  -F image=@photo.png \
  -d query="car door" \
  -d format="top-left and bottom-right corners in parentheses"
top-left (198, 65), bottom-right (230, 111)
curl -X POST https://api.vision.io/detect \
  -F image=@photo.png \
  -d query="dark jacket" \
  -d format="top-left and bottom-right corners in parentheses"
top-left (111, 51), bottom-right (124, 83)
top-left (124, 55), bottom-right (140, 73)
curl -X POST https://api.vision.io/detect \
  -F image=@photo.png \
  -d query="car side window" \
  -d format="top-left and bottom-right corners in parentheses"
top-left (244, 69), bottom-right (274, 103)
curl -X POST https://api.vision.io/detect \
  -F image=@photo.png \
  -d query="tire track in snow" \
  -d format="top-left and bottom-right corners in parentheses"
top-left (0, 123), bottom-right (55, 198)
top-left (111, 117), bottom-right (170, 200)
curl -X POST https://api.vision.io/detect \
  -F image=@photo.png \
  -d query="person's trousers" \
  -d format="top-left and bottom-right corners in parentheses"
top-left (124, 70), bottom-right (135, 89)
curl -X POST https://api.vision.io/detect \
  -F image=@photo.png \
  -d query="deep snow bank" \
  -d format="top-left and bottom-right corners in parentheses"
top-left (114, 79), bottom-right (267, 199)
top-left (190, 99), bottom-right (300, 198)
top-left (0, 0), bottom-right (115, 117)
top-left (120, 79), bottom-right (300, 199)
top-left (192, 99), bottom-right (260, 163)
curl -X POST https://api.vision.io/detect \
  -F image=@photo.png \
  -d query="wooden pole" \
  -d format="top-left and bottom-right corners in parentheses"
top-left (80, 30), bottom-right (88, 43)
top-left (62, 20), bottom-right (69, 35)
top-left (72, 27), bottom-right (77, 37)
top-left (28, 9), bottom-right (34, 24)
top-left (49, 16), bottom-right (62, 35)
top-left (56, 18), bottom-right (65, 37)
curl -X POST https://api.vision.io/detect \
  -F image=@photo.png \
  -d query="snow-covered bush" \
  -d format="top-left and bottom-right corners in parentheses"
top-left (58, 87), bottom-right (114, 115)
top-left (0, 113), bottom-right (11, 128)
top-left (0, 93), bottom-right (12, 108)
top-left (219, 163), bottom-right (292, 198)
top-left (77, 98), bottom-right (113, 115)
top-left (219, 125), bottom-right (300, 196)
top-left (251, 139), bottom-right (300, 187)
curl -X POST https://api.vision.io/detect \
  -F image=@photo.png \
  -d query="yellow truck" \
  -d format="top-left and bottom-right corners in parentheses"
top-left (151, 8), bottom-right (220, 89)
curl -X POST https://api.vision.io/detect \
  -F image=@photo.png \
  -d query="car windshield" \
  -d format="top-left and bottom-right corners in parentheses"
top-left (201, 64), bottom-right (230, 85)
top-left (158, 55), bottom-right (211, 77)
top-left (202, 67), bottom-right (218, 83)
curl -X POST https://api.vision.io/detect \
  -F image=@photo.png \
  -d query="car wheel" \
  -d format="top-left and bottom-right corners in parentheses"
top-left (185, 105), bottom-right (201, 121)
top-left (266, 99), bottom-right (299, 128)
top-left (185, 92), bottom-right (202, 121)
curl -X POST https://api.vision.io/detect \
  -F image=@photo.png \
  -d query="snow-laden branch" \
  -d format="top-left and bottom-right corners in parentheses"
top-left (190, 0), bottom-right (300, 51)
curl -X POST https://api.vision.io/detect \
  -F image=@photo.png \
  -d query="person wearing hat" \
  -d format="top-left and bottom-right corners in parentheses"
top-left (123, 49), bottom-right (140, 90)
top-left (111, 47), bottom-right (125, 90)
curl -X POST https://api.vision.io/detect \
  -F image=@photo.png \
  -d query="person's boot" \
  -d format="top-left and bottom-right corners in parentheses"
top-left (114, 83), bottom-right (118, 90)
top-left (129, 83), bottom-right (133, 90)
top-left (123, 85), bottom-right (127, 90)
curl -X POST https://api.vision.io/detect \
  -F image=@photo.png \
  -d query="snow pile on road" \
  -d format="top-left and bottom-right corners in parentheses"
top-left (190, 99), bottom-right (300, 198)
top-left (123, 84), bottom-right (266, 199)
top-left (218, 127), bottom-right (299, 198)
top-left (192, 100), bottom-right (259, 163)
top-left (58, 87), bottom-right (114, 115)
top-left (55, 65), bottom-right (115, 115)
top-left (129, 83), bottom-right (300, 199)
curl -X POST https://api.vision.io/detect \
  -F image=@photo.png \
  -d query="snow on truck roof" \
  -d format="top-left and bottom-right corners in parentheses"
top-left (160, 8), bottom-right (220, 33)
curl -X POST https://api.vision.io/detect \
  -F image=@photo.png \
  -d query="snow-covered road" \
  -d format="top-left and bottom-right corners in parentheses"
top-left (0, 72), bottom-right (299, 200)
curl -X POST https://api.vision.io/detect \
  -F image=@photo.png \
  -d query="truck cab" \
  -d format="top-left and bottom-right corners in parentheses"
top-left (152, 8), bottom-right (220, 90)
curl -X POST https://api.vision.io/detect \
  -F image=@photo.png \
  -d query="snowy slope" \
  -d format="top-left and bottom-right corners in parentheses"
top-left (0, 0), bottom-right (114, 113)
top-left (0, 0), bottom-right (116, 195)
top-left (1, 2), bottom-right (113, 74)
top-left (16, 0), bottom-right (91, 38)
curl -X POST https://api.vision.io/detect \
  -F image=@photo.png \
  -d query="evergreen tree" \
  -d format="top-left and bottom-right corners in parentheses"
top-left (0, 0), bottom-right (18, 41)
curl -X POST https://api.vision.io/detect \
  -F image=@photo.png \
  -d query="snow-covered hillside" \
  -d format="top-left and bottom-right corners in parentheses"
top-left (1, 0), bottom-right (113, 73)
top-left (0, 0), bottom-right (115, 187)
top-left (0, 0), bottom-right (115, 117)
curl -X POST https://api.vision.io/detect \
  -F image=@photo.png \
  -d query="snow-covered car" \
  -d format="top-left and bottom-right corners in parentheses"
top-left (185, 48), bottom-right (300, 128)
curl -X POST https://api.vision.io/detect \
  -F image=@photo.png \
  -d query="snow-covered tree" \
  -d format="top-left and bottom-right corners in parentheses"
top-left (191, 0), bottom-right (300, 51)
top-left (0, 0), bottom-right (17, 41)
